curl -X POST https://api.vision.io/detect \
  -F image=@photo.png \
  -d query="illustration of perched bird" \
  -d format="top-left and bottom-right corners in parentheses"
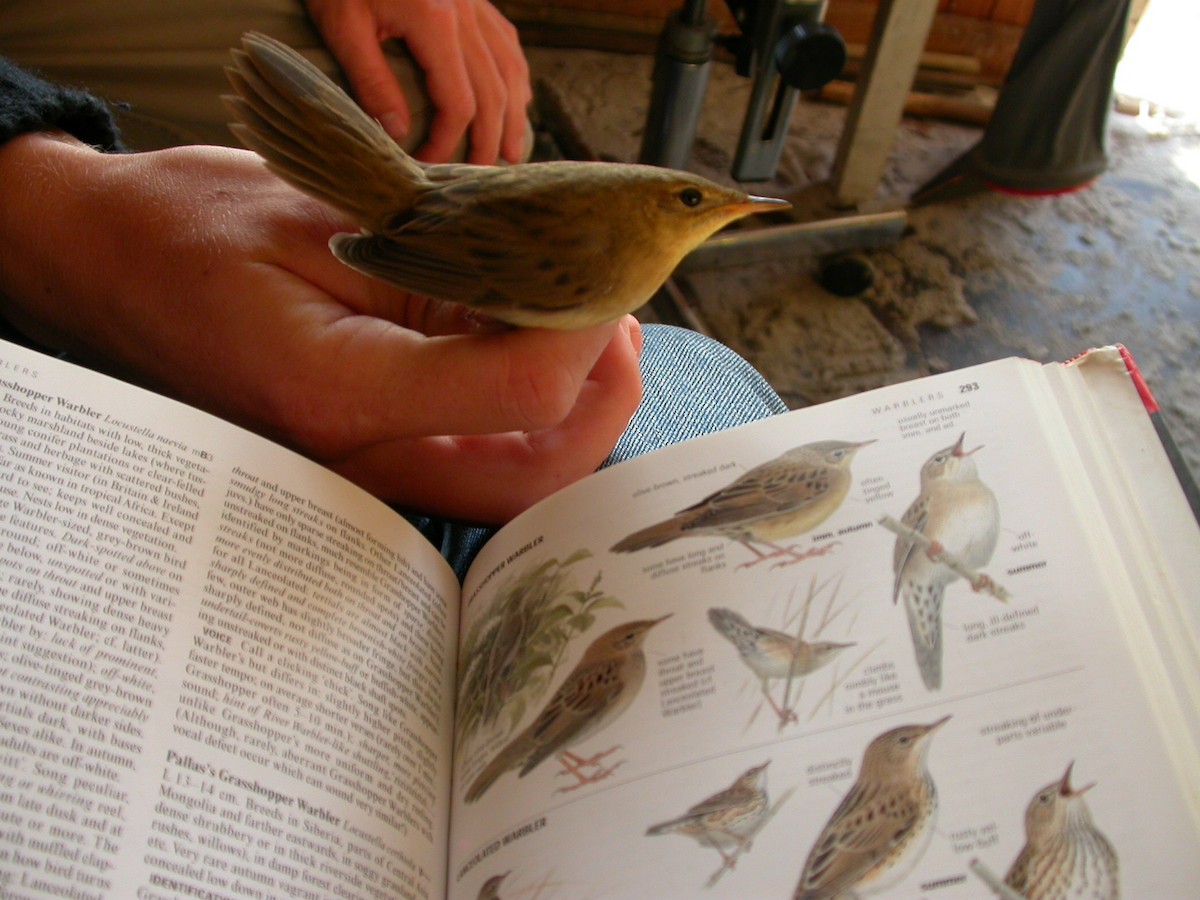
top-left (893, 433), bottom-right (1000, 690)
top-left (224, 32), bottom-right (788, 329)
top-left (708, 607), bottom-right (853, 724)
top-left (794, 716), bottom-right (951, 899)
top-left (464, 616), bottom-right (670, 803)
top-left (646, 760), bottom-right (772, 870)
top-left (1003, 763), bottom-right (1119, 900)
top-left (611, 440), bottom-right (875, 567)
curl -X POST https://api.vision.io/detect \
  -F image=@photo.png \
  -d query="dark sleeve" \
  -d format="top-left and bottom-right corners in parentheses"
top-left (0, 55), bottom-right (124, 151)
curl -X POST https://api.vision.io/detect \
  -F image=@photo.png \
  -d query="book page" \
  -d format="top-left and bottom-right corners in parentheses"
top-left (447, 356), bottom-right (1200, 899)
top-left (0, 341), bottom-right (458, 899)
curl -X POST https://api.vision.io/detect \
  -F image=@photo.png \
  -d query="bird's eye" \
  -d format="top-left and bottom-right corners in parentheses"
top-left (679, 187), bottom-right (703, 207)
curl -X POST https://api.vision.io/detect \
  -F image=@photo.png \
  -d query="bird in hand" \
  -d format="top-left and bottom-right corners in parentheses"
top-left (611, 440), bottom-right (874, 567)
top-left (708, 607), bottom-right (853, 725)
top-left (1002, 763), bottom-right (1119, 900)
top-left (893, 432), bottom-right (1000, 690)
top-left (646, 760), bottom-right (772, 873)
top-left (464, 615), bottom-right (670, 803)
top-left (794, 717), bottom-right (950, 899)
top-left (224, 32), bottom-right (789, 329)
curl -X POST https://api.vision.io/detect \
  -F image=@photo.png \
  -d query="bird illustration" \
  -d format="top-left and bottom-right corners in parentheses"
top-left (464, 615), bottom-right (670, 803)
top-left (476, 871), bottom-right (509, 900)
top-left (223, 32), bottom-right (788, 330)
top-left (794, 716), bottom-right (950, 899)
top-left (893, 432), bottom-right (1000, 690)
top-left (1003, 763), bottom-right (1119, 900)
top-left (646, 760), bottom-right (772, 871)
top-left (611, 440), bottom-right (875, 567)
top-left (708, 607), bottom-right (853, 724)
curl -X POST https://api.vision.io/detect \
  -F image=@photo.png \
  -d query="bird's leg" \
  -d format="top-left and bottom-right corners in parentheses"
top-left (700, 834), bottom-right (738, 887)
top-left (735, 541), bottom-right (777, 569)
top-left (760, 682), bottom-right (798, 726)
top-left (770, 540), bottom-right (841, 569)
top-left (705, 836), bottom-right (737, 869)
top-left (737, 539), bottom-right (837, 569)
top-left (719, 828), bottom-right (754, 863)
top-left (924, 539), bottom-right (947, 563)
top-left (554, 747), bottom-right (624, 793)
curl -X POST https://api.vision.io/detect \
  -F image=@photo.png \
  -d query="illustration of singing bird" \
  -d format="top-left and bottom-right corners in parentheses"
top-left (464, 616), bottom-right (670, 803)
top-left (1003, 763), bottom-right (1119, 900)
top-left (893, 433), bottom-right (1000, 690)
top-left (223, 32), bottom-right (788, 329)
top-left (794, 717), bottom-right (950, 899)
top-left (708, 607), bottom-right (853, 724)
top-left (646, 760), bottom-right (771, 868)
top-left (612, 440), bottom-right (875, 567)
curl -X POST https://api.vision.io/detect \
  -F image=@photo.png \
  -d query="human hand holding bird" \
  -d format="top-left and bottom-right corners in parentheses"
top-left (224, 31), bottom-right (788, 329)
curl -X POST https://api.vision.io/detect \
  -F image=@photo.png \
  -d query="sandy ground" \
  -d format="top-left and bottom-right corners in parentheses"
top-left (527, 46), bottom-right (1200, 479)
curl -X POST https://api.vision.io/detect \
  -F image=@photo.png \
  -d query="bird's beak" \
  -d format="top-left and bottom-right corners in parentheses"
top-left (736, 194), bottom-right (791, 214)
top-left (951, 432), bottom-right (983, 457)
top-left (928, 714), bottom-right (953, 732)
top-left (1060, 761), bottom-right (1095, 797)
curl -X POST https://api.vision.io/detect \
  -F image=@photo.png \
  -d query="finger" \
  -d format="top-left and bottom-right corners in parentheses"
top-left (401, 15), bottom-right (476, 162)
top-left (329, 318), bottom-right (644, 521)
top-left (454, 0), bottom-right (505, 164)
top-left (311, 3), bottom-right (413, 141)
top-left (272, 311), bottom-right (623, 454)
top-left (474, 1), bottom-right (533, 163)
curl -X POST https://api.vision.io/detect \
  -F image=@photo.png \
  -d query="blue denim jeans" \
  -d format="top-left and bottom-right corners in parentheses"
top-left (409, 324), bottom-right (787, 579)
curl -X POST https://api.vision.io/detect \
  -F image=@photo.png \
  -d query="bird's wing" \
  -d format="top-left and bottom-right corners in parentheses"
top-left (799, 782), bottom-right (915, 895)
top-left (681, 459), bottom-right (827, 532)
top-left (892, 499), bottom-right (929, 602)
top-left (332, 171), bottom-right (612, 316)
top-left (1001, 848), bottom-right (1033, 895)
top-left (682, 783), bottom-right (748, 819)
top-left (518, 658), bottom-right (626, 775)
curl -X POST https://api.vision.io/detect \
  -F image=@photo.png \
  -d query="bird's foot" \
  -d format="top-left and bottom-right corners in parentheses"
top-left (924, 539), bottom-right (947, 563)
top-left (765, 696), bottom-right (799, 727)
top-left (770, 541), bottom-right (840, 569)
top-left (970, 572), bottom-right (996, 593)
top-left (554, 747), bottom-right (624, 793)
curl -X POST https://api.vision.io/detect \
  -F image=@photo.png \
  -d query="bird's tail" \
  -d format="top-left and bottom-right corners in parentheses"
top-left (464, 756), bottom-right (508, 805)
top-left (464, 742), bottom-right (523, 804)
top-left (903, 586), bottom-right (944, 691)
top-left (645, 816), bottom-right (687, 837)
top-left (224, 31), bottom-right (426, 229)
top-left (610, 514), bottom-right (691, 553)
top-left (707, 607), bottom-right (754, 647)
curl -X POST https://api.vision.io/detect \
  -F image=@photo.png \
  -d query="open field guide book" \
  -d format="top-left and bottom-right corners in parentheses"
top-left (2, 335), bottom-right (1199, 899)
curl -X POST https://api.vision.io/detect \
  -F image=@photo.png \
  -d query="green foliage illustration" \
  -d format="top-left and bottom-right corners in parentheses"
top-left (456, 550), bottom-right (622, 750)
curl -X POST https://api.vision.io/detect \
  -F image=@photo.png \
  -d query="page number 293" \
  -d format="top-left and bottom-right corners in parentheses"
top-left (959, 382), bottom-right (980, 394)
